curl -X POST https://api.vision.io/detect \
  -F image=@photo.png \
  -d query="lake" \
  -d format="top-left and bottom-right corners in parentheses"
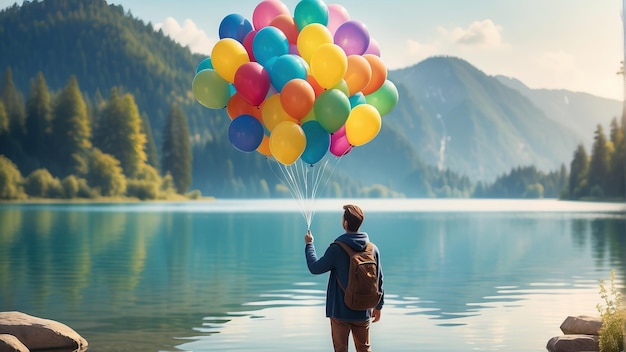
top-left (0, 199), bottom-right (624, 351)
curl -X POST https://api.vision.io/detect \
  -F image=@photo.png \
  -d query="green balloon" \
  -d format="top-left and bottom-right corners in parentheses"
top-left (365, 80), bottom-right (399, 116)
top-left (314, 89), bottom-right (351, 133)
top-left (192, 69), bottom-right (230, 109)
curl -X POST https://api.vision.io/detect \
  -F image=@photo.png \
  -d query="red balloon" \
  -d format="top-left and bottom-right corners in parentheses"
top-left (234, 62), bottom-right (270, 106)
top-left (280, 78), bottom-right (315, 120)
top-left (243, 30), bottom-right (258, 61)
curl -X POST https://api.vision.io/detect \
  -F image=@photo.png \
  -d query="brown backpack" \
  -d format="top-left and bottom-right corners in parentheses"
top-left (334, 241), bottom-right (382, 311)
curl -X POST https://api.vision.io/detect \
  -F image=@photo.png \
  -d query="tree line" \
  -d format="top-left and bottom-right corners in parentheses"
top-left (566, 116), bottom-right (625, 200)
top-left (0, 68), bottom-right (193, 200)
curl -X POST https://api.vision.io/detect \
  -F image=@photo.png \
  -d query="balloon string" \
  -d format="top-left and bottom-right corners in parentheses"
top-left (266, 155), bottom-right (344, 229)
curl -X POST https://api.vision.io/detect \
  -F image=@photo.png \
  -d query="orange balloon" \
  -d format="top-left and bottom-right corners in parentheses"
top-left (227, 92), bottom-right (263, 121)
top-left (269, 14), bottom-right (299, 44)
top-left (344, 55), bottom-right (372, 96)
top-left (280, 78), bottom-right (315, 120)
top-left (361, 54), bottom-right (387, 95)
top-left (307, 74), bottom-right (325, 97)
top-left (256, 135), bottom-right (272, 156)
top-left (262, 94), bottom-right (297, 131)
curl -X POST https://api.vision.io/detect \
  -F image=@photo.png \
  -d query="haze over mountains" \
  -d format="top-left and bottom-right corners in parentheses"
top-left (0, 0), bottom-right (621, 196)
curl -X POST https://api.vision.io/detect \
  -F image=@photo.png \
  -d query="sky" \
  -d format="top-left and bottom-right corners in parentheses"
top-left (1, 0), bottom-right (624, 100)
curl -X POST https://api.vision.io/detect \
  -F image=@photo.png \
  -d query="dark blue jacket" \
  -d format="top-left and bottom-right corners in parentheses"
top-left (305, 232), bottom-right (384, 321)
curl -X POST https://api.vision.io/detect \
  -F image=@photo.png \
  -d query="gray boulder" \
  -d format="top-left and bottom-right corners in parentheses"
top-left (546, 334), bottom-right (599, 352)
top-left (0, 311), bottom-right (87, 352)
top-left (560, 316), bottom-right (602, 335)
top-left (0, 334), bottom-right (28, 352)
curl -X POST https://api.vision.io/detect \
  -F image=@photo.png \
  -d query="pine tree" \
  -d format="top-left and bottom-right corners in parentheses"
top-left (141, 112), bottom-right (159, 171)
top-left (607, 117), bottom-right (625, 198)
top-left (51, 76), bottom-right (92, 177)
top-left (0, 101), bottom-right (8, 136)
top-left (568, 143), bottom-right (589, 199)
top-left (0, 68), bottom-right (27, 165)
top-left (587, 124), bottom-right (611, 197)
top-left (161, 104), bottom-right (191, 194)
top-left (25, 72), bottom-right (52, 168)
top-left (93, 89), bottom-right (147, 177)
top-left (1, 68), bottom-right (26, 141)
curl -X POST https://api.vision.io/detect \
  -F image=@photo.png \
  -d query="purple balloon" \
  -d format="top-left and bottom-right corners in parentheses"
top-left (334, 20), bottom-right (370, 56)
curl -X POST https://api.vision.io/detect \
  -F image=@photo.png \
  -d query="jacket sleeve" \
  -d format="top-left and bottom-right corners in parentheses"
top-left (305, 242), bottom-right (340, 275)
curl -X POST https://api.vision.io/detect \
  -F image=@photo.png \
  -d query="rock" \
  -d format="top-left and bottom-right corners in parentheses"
top-left (546, 334), bottom-right (599, 352)
top-left (560, 315), bottom-right (602, 335)
top-left (0, 334), bottom-right (29, 352)
top-left (0, 311), bottom-right (88, 351)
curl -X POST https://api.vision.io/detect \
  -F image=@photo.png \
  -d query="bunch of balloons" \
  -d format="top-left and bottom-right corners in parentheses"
top-left (193, 0), bottom-right (399, 166)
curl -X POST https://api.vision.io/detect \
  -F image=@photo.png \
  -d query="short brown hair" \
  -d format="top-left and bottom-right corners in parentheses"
top-left (343, 204), bottom-right (364, 232)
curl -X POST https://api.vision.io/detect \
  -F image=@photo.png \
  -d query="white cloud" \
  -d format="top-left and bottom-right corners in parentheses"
top-left (406, 39), bottom-right (439, 61)
top-left (439, 19), bottom-right (505, 48)
top-left (154, 17), bottom-right (215, 55)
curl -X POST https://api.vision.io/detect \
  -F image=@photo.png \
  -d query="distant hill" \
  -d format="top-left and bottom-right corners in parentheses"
top-left (387, 57), bottom-right (621, 181)
top-left (495, 75), bottom-right (622, 149)
top-left (0, 0), bottom-right (620, 196)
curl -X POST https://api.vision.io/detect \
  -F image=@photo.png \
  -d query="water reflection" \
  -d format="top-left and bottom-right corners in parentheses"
top-left (0, 201), bottom-right (624, 351)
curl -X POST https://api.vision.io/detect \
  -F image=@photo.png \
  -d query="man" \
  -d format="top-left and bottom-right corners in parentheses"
top-left (304, 204), bottom-right (384, 352)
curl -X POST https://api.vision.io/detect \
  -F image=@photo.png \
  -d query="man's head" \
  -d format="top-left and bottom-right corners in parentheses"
top-left (342, 204), bottom-right (364, 232)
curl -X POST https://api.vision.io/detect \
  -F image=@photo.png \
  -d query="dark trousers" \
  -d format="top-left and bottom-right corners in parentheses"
top-left (330, 318), bottom-right (371, 352)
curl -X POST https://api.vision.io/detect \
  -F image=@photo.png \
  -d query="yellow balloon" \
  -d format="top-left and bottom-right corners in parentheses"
top-left (297, 23), bottom-right (333, 63)
top-left (345, 104), bottom-right (382, 146)
top-left (211, 38), bottom-right (250, 83)
top-left (269, 121), bottom-right (306, 165)
top-left (262, 94), bottom-right (298, 132)
top-left (310, 43), bottom-right (348, 89)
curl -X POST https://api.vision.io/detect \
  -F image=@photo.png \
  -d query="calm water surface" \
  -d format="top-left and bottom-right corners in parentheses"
top-left (0, 199), bottom-right (624, 351)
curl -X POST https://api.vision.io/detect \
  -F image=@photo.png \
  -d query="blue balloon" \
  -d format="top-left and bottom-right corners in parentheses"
top-left (349, 92), bottom-right (366, 108)
top-left (195, 57), bottom-right (213, 73)
top-left (301, 120), bottom-right (330, 164)
top-left (269, 55), bottom-right (308, 92)
top-left (228, 115), bottom-right (264, 153)
top-left (253, 26), bottom-right (289, 68)
top-left (219, 13), bottom-right (253, 43)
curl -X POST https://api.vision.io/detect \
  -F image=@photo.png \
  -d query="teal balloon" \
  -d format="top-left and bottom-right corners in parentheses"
top-left (195, 57), bottom-right (213, 73)
top-left (314, 89), bottom-right (351, 133)
top-left (270, 54), bottom-right (308, 92)
top-left (301, 120), bottom-right (330, 164)
top-left (192, 69), bottom-right (230, 109)
top-left (349, 92), bottom-right (366, 108)
top-left (253, 26), bottom-right (289, 68)
top-left (365, 80), bottom-right (399, 116)
top-left (294, 0), bottom-right (329, 31)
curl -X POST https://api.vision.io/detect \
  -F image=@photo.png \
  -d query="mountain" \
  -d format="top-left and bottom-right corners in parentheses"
top-left (0, 0), bottom-right (620, 197)
top-left (495, 75), bottom-right (622, 149)
top-left (387, 57), bottom-right (621, 181)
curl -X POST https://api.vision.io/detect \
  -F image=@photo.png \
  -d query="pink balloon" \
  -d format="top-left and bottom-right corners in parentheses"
top-left (243, 30), bottom-right (258, 61)
top-left (252, 0), bottom-right (290, 30)
top-left (327, 4), bottom-right (350, 35)
top-left (364, 38), bottom-right (381, 56)
top-left (234, 62), bottom-right (270, 106)
top-left (330, 126), bottom-right (352, 157)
